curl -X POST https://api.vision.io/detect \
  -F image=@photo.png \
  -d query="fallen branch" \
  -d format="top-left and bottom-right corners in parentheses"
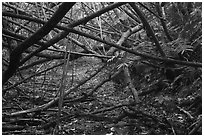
top-left (6, 64), bottom-right (107, 117)
top-left (176, 106), bottom-right (194, 119)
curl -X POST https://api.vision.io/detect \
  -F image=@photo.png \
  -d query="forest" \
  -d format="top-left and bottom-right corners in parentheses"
top-left (2, 2), bottom-right (202, 135)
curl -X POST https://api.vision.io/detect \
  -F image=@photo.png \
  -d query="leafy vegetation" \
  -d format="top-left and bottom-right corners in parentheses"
top-left (2, 2), bottom-right (202, 135)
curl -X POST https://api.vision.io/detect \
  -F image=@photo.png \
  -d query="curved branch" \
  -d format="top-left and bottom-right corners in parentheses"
top-left (67, 27), bottom-right (201, 67)
top-left (2, 3), bottom-right (75, 84)
top-left (129, 3), bottom-right (166, 57)
top-left (20, 2), bottom-right (127, 66)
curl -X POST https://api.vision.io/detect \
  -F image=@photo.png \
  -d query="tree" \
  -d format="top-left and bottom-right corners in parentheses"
top-left (2, 2), bottom-right (202, 135)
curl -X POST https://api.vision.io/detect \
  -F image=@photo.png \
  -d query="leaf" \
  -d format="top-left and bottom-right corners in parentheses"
top-left (175, 44), bottom-right (193, 54)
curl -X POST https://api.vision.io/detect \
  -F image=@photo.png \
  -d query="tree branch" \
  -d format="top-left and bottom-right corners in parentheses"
top-left (129, 3), bottom-right (166, 57)
top-left (2, 3), bottom-right (75, 84)
top-left (155, 3), bottom-right (173, 41)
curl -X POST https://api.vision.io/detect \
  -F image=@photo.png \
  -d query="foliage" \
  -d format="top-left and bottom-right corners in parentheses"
top-left (2, 2), bottom-right (202, 135)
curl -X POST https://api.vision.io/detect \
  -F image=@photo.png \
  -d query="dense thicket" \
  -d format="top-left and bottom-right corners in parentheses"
top-left (2, 2), bottom-right (202, 135)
